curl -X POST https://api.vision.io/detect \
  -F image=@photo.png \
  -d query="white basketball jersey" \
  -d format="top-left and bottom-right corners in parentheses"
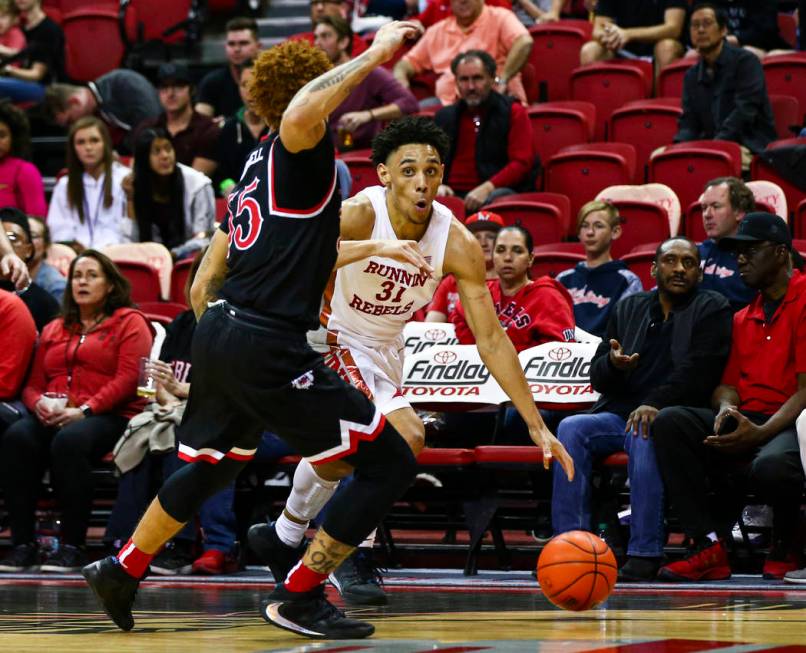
top-left (324, 185), bottom-right (453, 345)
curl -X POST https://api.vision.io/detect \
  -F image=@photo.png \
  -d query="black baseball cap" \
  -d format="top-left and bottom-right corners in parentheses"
top-left (157, 62), bottom-right (192, 86)
top-left (717, 212), bottom-right (792, 250)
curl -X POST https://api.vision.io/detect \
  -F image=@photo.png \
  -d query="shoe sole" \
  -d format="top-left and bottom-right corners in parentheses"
top-left (261, 601), bottom-right (375, 639)
top-left (784, 575), bottom-right (806, 584)
top-left (81, 562), bottom-right (135, 632)
top-left (658, 566), bottom-right (731, 582)
top-left (149, 565), bottom-right (193, 576)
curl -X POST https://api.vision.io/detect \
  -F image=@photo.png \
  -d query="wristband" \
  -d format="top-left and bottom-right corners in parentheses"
top-left (80, 404), bottom-right (93, 417)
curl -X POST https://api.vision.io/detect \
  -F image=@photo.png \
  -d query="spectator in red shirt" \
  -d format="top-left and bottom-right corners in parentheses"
top-left (435, 50), bottom-right (536, 213)
top-left (426, 209), bottom-right (501, 322)
top-left (0, 250), bottom-right (153, 575)
top-left (653, 213), bottom-right (806, 583)
top-left (453, 224), bottom-right (575, 350)
top-left (0, 287), bottom-right (35, 403)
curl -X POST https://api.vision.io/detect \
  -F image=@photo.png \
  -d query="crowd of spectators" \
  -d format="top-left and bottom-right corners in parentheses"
top-left (0, 0), bottom-right (803, 583)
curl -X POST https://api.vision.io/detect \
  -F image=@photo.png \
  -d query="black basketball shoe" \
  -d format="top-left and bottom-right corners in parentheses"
top-left (82, 556), bottom-right (140, 631)
top-left (247, 522), bottom-right (306, 583)
top-left (261, 583), bottom-right (375, 639)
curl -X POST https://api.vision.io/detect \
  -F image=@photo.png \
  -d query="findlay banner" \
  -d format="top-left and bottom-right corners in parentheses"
top-left (402, 341), bottom-right (600, 406)
top-left (403, 321), bottom-right (459, 358)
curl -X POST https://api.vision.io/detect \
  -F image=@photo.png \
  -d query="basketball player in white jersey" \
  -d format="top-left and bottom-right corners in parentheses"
top-left (249, 116), bottom-right (574, 603)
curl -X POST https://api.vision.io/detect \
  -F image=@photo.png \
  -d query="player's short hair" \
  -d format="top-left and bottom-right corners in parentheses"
top-left (226, 16), bottom-right (259, 39)
top-left (371, 116), bottom-right (450, 166)
top-left (496, 224), bottom-right (534, 254)
top-left (248, 40), bottom-right (332, 130)
top-left (576, 199), bottom-right (622, 230)
top-left (704, 176), bottom-right (755, 214)
top-left (690, 3), bottom-right (728, 29)
top-left (315, 14), bottom-right (353, 55)
top-left (655, 236), bottom-right (700, 263)
top-left (450, 49), bottom-right (496, 77)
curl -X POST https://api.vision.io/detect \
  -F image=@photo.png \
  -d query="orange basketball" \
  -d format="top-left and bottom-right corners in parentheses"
top-left (537, 530), bottom-right (617, 611)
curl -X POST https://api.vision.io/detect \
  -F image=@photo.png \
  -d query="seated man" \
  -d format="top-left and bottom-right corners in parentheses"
top-left (653, 213), bottom-right (806, 582)
top-left (710, 0), bottom-right (793, 58)
top-left (27, 217), bottom-right (66, 303)
top-left (393, 0), bottom-right (533, 106)
top-left (556, 200), bottom-right (642, 338)
top-left (314, 15), bottom-right (418, 151)
top-left (435, 50), bottom-right (535, 212)
top-left (698, 176), bottom-right (756, 312)
top-left (675, 3), bottom-right (777, 164)
top-left (580, 0), bottom-right (686, 74)
top-left (289, 0), bottom-right (368, 56)
top-left (134, 63), bottom-right (220, 178)
top-left (553, 237), bottom-right (732, 581)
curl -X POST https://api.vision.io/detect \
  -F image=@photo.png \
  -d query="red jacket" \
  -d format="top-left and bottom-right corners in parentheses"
top-left (453, 277), bottom-right (576, 352)
top-left (22, 307), bottom-right (154, 418)
top-left (0, 289), bottom-right (36, 400)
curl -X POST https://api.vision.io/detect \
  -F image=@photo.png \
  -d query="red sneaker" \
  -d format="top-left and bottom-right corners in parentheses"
top-left (191, 549), bottom-right (239, 575)
top-left (658, 540), bottom-right (731, 582)
top-left (763, 552), bottom-right (800, 580)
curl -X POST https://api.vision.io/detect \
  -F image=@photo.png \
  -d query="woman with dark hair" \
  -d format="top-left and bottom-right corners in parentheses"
top-left (453, 224), bottom-right (576, 351)
top-left (47, 117), bottom-right (131, 250)
top-left (126, 127), bottom-right (215, 258)
top-left (0, 250), bottom-right (153, 573)
top-left (0, 100), bottom-right (45, 216)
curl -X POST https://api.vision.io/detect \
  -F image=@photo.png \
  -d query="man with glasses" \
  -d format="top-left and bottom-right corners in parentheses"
top-left (674, 3), bottom-right (776, 167)
top-left (289, 0), bottom-right (369, 57)
top-left (652, 212), bottom-right (806, 582)
top-left (0, 207), bottom-right (58, 331)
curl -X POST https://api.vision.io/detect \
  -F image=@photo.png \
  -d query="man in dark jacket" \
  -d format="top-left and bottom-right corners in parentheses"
top-left (434, 49), bottom-right (535, 213)
top-left (674, 3), bottom-right (777, 162)
top-left (552, 237), bottom-right (732, 581)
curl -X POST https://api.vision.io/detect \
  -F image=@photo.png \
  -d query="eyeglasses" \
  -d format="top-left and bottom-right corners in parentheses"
top-left (5, 231), bottom-right (20, 243)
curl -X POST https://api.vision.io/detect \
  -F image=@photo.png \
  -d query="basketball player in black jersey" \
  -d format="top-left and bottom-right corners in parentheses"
top-left (82, 21), bottom-right (424, 641)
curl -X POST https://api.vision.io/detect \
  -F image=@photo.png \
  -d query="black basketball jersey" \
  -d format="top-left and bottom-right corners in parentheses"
top-left (218, 133), bottom-right (341, 330)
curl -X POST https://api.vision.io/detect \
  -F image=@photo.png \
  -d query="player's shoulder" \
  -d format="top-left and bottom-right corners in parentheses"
top-left (341, 193), bottom-right (377, 240)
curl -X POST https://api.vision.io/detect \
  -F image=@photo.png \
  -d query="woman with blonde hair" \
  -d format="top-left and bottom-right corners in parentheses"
top-left (47, 116), bottom-right (131, 250)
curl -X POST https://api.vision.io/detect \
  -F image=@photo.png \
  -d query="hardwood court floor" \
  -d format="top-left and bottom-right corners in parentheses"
top-left (1, 569), bottom-right (805, 652)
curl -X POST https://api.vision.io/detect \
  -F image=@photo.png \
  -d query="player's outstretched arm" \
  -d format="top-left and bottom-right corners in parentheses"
top-left (189, 230), bottom-right (228, 321)
top-left (280, 21), bottom-right (422, 153)
top-left (448, 221), bottom-right (574, 480)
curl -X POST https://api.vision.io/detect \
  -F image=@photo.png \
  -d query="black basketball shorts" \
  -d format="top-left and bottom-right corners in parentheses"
top-left (176, 301), bottom-right (386, 465)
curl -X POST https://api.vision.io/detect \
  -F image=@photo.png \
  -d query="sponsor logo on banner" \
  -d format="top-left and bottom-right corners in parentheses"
top-left (402, 345), bottom-right (499, 402)
top-left (519, 342), bottom-right (598, 400)
top-left (403, 321), bottom-right (459, 356)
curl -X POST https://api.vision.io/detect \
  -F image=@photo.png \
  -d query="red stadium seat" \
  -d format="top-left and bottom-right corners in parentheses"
top-left (340, 153), bottom-right (378, 197)
top-left (436, 194), bottom-right (466, 221)
top-left (527, 101), bottom-right (596, 169)
top-left (530, 250), bottom-right (585, 279)
top-left (778, 13), bottom-right (798, 49)
top-left (520, 62), bottom-right (539, 105)
top-left (115, 260), bottom-right (162, 303)
top-left (62, 8), bottom-right (125, 82)
top-left (527, 24), bottom-right (589, 101)
top-left (769, 94), bottom-right (801, 140)
top-left (570, 63), bottom-right (649, 140)
top-left (479, 200), bottom-right (567, 246)
top-left (533, 241), bottom-right (585, 255)
top-left (763, 55), bottom-right (806, 124)
top-left (750, 138), bottom-right (806, 223)
top-left (649, 141), bottom-right (742, 223)
top-left (656, 58), bottom-right (696, 98)
top-left (608, 101), bottom-right (683, 183)
top-left (139, 301), bottom-right (188, 321)
top-left (120, 0), bottom-right (198, 47)
top-left (601, 199), bottom-right (670, 259)
top-left (794, 199), bottom-right (806, 239)
top-left (170, 257), bottom-right (195, 306)
top-left (489, 191), bottom-right (572, 238)
top-left (620, 250), bottom-right (656, 289)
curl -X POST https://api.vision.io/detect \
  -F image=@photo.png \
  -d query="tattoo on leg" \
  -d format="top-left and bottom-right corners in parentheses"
top-left (303, 530), bottom-right (354, 574)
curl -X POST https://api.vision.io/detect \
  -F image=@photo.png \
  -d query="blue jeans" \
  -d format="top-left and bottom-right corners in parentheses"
top-left (551, 412), bottom-right (665, 557)
top-left (0, 78), bottom-right (45, 103)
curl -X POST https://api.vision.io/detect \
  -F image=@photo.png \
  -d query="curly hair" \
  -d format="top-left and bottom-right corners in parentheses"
top-left (371, 116), bottom-right (450, 166)
top-left (248, 40), bottom-right (332, 130)
top-left (0, 100), bottom-right (32, 159)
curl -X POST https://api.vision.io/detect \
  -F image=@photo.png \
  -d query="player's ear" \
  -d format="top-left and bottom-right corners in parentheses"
top-left (376, 163), bottom-right (391, 187)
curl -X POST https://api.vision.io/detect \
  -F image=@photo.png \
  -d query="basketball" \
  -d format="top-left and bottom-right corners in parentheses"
top-left (537, 530), bottom-right (617, 611)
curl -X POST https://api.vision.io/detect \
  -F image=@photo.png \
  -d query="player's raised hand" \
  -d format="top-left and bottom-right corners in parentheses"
top-left (530, 426), bottom-right (575, 480)
top-left (369, 21), bottom-right (423, 63)
top-left (378, 239), bottom-right (434, 275)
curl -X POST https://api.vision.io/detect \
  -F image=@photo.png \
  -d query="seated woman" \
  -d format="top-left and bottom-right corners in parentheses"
top-left (453, 224), bottom-right (576, 351)
top-left (47, 117), bottom-right (132, 251)
top-left (0, 100), bottom-right (46, 216)
top-left (126, 128), bottom-right (216, 259)
top-left (0, 251), bottom-right (153, 573)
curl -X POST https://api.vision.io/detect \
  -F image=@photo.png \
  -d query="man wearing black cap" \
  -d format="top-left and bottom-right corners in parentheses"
top-left (133, 63), bottom-right (220, 179)
top-left (652, 212), bottom-right (806, 582)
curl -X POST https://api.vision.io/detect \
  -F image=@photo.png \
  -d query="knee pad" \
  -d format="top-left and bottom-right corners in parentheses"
top-left (322, 421), bottom-right (417, 546)
top-left (158, 457), bottom-right (246, 524)
top-left (285, 459), bottom-right (340, 522)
